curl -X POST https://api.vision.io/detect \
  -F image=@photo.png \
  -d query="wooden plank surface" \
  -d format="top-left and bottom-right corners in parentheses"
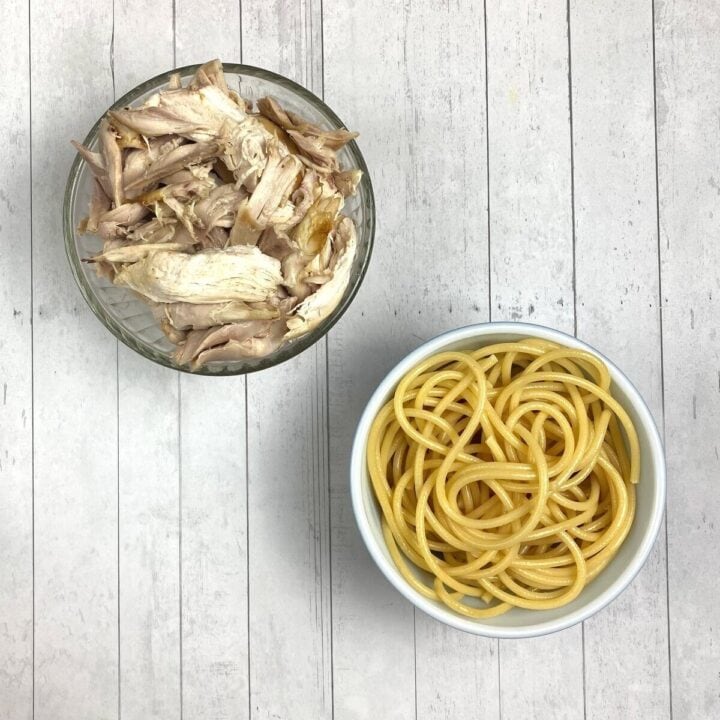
top-left (323, 2), bottom-right (418, 717)
top-left (0, 1), bottom-right (32, 718)
top-left (113, 5), bottom-right (182, 718)
top-left (175, 0), bottom-right (241, 64)
top-left (3, 0), bottom-right (720, 717)
top-left (242, 3), bottom-right (332, 719)
top-left (173, 10), bottom-right (250, 720)
top-left (180, 379), bottom-right (249, 720)
top-left (29, 1), bottom-right (119, 718)
top-left (570, 1), bottom-right (671, 718)
top-left (655, 1), bottom-right (720, 717)
top-left (393, 2), bottom-right (499, 719)
top-left (485, 2), bottom-right (583, 717)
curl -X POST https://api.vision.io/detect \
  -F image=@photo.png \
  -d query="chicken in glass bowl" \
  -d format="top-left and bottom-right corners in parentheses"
top-left (64, 60), bottom-right (374, 374)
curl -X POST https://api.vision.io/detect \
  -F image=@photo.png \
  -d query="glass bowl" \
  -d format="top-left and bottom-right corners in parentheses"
top-left (63, 63), bottom-right (375, 375)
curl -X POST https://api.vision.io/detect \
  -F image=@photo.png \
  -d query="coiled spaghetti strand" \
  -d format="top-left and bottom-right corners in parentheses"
top-left (367, 340), bottom-right (639, 616)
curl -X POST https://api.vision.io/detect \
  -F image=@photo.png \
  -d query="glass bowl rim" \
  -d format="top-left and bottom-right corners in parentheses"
top-left (63, 61), bottom-right (376, 376)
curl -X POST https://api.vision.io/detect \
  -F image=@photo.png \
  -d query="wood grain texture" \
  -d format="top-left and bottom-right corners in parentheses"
top-left (4, 0), bottom-right (720, 716)
top-left (113, 0), bottom-right (175, 97)
top-left (173, 13), bottom-right (250, 720)
top-left (655, 1), bottom-right (720, 717)
top-left (118, 350), bottom-right (181, 720)
top-left (242, 3), bottom-right (331, 718)
top-left (180, 377), bottom-right (249, 720)
top-left (570, 1), bottom-right (671, 718)
top-left (485, 2), bottom-right (582, 718)
top-left (112, 9), bottom-right (182, 718)
top-left (175, 0), bottom-right (241, 65)
top-left (30, 1), bottom-right (119, 717)
top-left (487, 0), bottom-right (575, 330)
top-left (394, 2), bottom-right (499, 718)
top-left (325, 0), bottom-right (496, 717)
top-left (323, 1), bottom-right (418, 717)
top-left (0, 1), bottom-right (32, 718)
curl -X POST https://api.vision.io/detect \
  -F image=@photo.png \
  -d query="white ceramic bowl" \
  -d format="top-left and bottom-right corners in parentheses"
top-left (350, 322), bottom-right (666, 638)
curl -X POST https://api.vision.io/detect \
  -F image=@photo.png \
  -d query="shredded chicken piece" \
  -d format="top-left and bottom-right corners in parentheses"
top-left (276, 168), bottom-right (318, 230)
top-left (99, 119), bottom-right (125, 207)
top-left (255, 115), bottom-right (299, 155)
top-left (187, 318), bottom-right (288, 369)
top-left (96, 202), bottom-right (150, 241)
top-left (114, 246), bottom-right (282, 304)
top-left (126, 218), bottom-right (180, 245)
top-left (162, 300), bottom-right (279, 330)
top-left (90, 242), bottom-right (191, 264)
top-left (73, 59), bottom-right (362, 369)
top-left (258, 227), bottom-right (295, 261)
top-left (205, 226), bottom-right (230, 249)
top-left (220, 118), bottom-right (272, 189)
top-left (235, 145), bottom-right (303, 231)
top-left (281, 251), bottom-right (313, 301)
top-left (72, 140), bottom-right (106, 176)
top-left (188, 59), bottom-right (229, 94)
top-left (257, 96), bottom-right (358, 171)
top-left (286, 130), bottom-right (342, 173)
top-left (257, 96), bottom-right (357, 150)
top-left (194, 184), bottom-right (246, 231)
top-left (122, 136), bottom-right (188, 193)
top-left (292, 195), bottom-right (342, 256)
top-left (332, 169), bottom-right (363, 197)
top-left (84, 179), bottom-right (111, 234)
top-left (285, 217), bottom-right (357, 338)
top-left (112, 117), bottom-right (146, 149)
top-left (174, 319), bottom-right (273, 367)
top-left (161, 162), bottom-right (214, 185)
top-left (124, 141), bottom-right (219, 194)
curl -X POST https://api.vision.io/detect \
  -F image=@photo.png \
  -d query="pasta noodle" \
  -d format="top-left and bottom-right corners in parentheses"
top-left (366, 338), bottom-right (639, 617)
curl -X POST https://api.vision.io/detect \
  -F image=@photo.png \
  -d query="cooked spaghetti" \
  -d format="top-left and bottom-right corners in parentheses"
top-left (366, 338), bottom-right (639, 617)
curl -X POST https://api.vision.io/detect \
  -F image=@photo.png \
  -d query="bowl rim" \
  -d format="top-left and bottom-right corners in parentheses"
top-left (350, 321), bottom-right (666, 639)
top-left (63, 62), bottom-right (376, 376)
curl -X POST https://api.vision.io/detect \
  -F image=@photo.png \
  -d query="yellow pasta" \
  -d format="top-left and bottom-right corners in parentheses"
top-left (367, 338), bottom-right (639, 617)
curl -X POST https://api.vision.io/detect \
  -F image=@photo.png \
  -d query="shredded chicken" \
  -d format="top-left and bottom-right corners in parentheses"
top-left (73, 59), bottom-right (362, 369)
top-left (285, 217), bottom-right (357, 339)
top-left (114, 246), bottom-right (282, 304)
top-left (161, 300), bottom-right (279, 330)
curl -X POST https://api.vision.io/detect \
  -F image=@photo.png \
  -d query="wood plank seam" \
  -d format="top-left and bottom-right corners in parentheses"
top-left (565, 3), bottom-right (586, 718)
top-left (650, 1), bottom-right (673, 716)
top-left (30, 0), bottom-right (36, 714)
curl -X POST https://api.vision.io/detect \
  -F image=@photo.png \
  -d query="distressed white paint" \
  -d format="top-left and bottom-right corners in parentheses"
top-left (112, 8), bottom-right (183, 718)
top-left (173, 11), bottom-right (250, 720)
top-left (388, 2), bottom-right (499, 718)
top-left (30, 1), bottom-right (119, 718)
top-left (242, 3), bottom-right (332, 718)
top-left (323, 1), bottom-right (453, 717)
top-left (180, 377), bottom-right (249, 720)
top-left (175, 0), bottom-right (241, 65)
top-left (570, 1), bottom-right (670, 718)
top-left (0, 2), bottom-right (32, 718)
top-left (485, 2), bottom-right (583, 718)
top-left (2, 0), bottom-right (718, 717)
top-left (118, 350), bottom-right (181, 720)
top-left (113, 0), bottom-right (175, 98)
top-left (487, 0), bottom-right (575, 329)
top-left (655, 1), bottom-right (720, 718)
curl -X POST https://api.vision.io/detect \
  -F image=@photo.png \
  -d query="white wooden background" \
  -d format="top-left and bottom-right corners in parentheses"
top-left (0, 0), bottom-right (718, 718)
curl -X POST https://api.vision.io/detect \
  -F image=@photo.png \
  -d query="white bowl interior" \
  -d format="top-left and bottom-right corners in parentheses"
top-left (351, 323), bottom-right (665, 638)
